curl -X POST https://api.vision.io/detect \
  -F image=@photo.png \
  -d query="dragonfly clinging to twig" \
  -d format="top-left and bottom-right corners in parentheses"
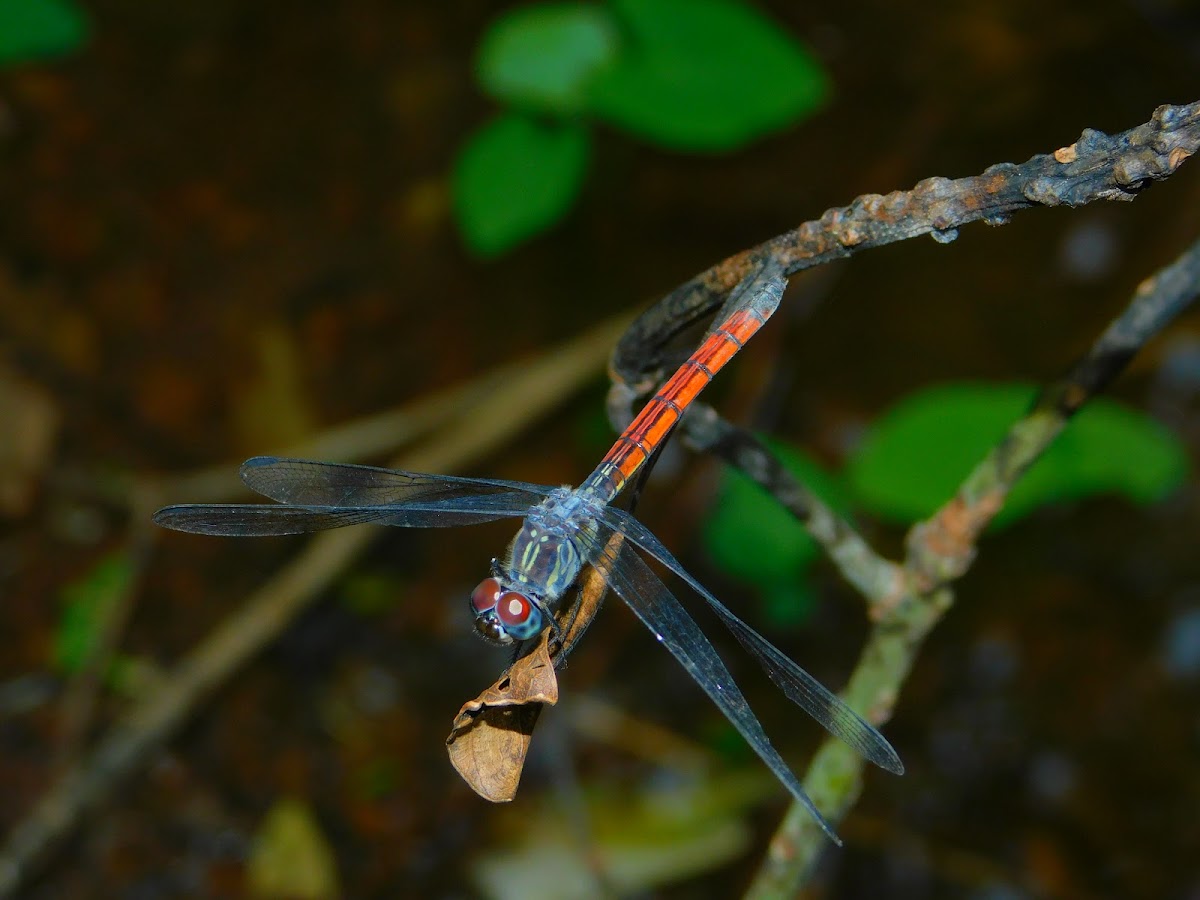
top-left (154, 265), bottom-right (903, 842)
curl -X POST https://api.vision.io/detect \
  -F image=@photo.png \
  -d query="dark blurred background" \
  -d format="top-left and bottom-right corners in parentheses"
top-left (1, 1), bottom-right (1199, 897)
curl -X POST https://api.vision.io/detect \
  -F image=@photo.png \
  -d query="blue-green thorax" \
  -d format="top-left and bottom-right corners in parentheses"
top-left (502, 486), bottom-right (602, 606)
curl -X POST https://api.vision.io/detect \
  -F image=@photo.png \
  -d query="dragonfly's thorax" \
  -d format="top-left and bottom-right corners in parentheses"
top-left (502, 487), bottom-right (601, 605)
top-left (469, 488), bottom-right (602, 646)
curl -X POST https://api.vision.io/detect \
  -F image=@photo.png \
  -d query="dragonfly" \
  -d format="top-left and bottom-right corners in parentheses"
top-left (154, 265), bottom-right (903, 842)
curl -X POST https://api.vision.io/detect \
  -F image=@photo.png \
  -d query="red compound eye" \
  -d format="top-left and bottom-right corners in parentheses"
top-left (469, 577), bottom-right (502, 614)
top-left (495, 591), bottom-right (534, 628)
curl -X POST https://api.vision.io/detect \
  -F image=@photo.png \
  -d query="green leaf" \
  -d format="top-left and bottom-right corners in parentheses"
top-left (476, 3), bottom-right (620, 115)
top-left (53, 552), bottom-right (134, 674)
top-left (453, 113), bottom-right (590, 258)
top-left (587, 0), bottom-right (830, 152)
top-left (0, 0), bottom-right (88, 64)
top-left (702, 441), bottom-right (848, 623)
top-left (846, 382), bottom-right (1190, 527)
top-left (760, 579), bottom-right (817, 629)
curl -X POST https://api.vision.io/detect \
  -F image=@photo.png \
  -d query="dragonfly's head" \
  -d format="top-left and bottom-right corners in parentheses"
top-left (469, 576), bottom-right (543, 645)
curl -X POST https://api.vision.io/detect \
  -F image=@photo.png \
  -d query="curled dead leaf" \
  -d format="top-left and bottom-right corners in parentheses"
top-left (446, 540), bottom-right (618, 802)
top-left (446, 629), bottom-right (557, 802)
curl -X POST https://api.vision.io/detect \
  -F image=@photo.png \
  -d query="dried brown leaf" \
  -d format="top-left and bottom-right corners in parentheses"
top-left (446, 535), bottom-right (622, 801)
top-left (446, 629), bottom-right (558, 802)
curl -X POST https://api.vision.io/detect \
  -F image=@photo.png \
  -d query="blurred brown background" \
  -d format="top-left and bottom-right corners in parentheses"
top-left (1, 1), bottom-right (1199, 897)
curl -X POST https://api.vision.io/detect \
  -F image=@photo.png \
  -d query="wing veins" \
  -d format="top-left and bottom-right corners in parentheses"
top-left (238, 456), bottom-right (553, 507)
top-left (583, 525), bottom-right (840, 843)
top-left (599, 506), bottom-right (903, 776)
top-left (154, 493), bottom-right (534, 536)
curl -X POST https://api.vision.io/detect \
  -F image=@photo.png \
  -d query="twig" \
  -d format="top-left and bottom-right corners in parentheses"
top-left (0, 311), bottom-right (631, 899)
top-left (682, 409), bottom-right (903, 604)
top-left (745, 235), bottom-right (1200, 897)
top-left (589, 100), bottom-right (1197, 890)
top-left (608, 101), bottom-right (1200, 409)
top-left (907, 236), bottom-right (1200, 591)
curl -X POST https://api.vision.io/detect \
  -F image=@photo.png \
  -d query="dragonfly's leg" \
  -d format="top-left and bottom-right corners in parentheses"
top-left (544, 596), bottom-right (577, 665)
top-left (553, 588), bottom-right (591, 661)
top-left (532, 596), bottom-right (562, 644)
top-left (546, 572), bottom-right (610, 667)
top-left (552, 593), bottom-right (580, 647)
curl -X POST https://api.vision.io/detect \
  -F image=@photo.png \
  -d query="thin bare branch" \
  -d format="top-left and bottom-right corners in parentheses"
top-left (746, 234), bottom-right (1200, 896)
top-left (682, 405), bottom-right (903, 604)
top-left (610, 101), bottom-right (1200, 410)
top-left (0, 311), bottom-right (631, 899)
top-left (589, 101), bottom-right (1199, 891)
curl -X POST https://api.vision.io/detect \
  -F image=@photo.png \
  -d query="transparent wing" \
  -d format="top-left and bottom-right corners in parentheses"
top-left (153, 456), bottom-right (555, 537)
top-left (153, 491), bottom-right (542, 536)
top-left (239, 456), bottom-right (555, 506)
top-left (582, 523), bottom-right (840, 844)
top-left (599, 506), bottom-right (903, 776)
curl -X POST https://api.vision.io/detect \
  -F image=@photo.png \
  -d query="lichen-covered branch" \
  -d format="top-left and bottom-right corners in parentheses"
top-left (593, 101), bottom-right (1200, 894)
top-left (609, 101), bottom-right (1200, 414)
top-left (745, 235), bottom-right (1200, 897)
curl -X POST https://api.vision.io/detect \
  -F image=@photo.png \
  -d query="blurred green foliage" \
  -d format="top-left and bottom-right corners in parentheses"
top-left (52, 551), bottom-right (132, 675)
top-left (703, 383), bottom-right (1189, 626)
top-left (846, 383), bottom-right (1189, 526)
top-left (453, 114), bottom-right (590, 259)
top-left (476, 3), bottom-right (619, 115)
top-left (702, 441), bottom-right (849, 627)
top-left (454, 0), bottom-right (830, 257)
top-left (0, 0), bottom-right (87, 64)
top-left (589, 0), bottom-right (830, 151)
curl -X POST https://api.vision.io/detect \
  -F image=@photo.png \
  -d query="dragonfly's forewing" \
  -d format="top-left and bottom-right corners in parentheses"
top-left (585, 524), bottom-right (841, 844)
top-left (599, 506), bottom-right (904, 777)
top-left (154, 457), bottom-right (555, 537)
top-left (153, 494), bottom-right (538, 536)
top-left (153, 505), bottom-right (399, 536)
top-left (240, 456), bottom-right (554, 506)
